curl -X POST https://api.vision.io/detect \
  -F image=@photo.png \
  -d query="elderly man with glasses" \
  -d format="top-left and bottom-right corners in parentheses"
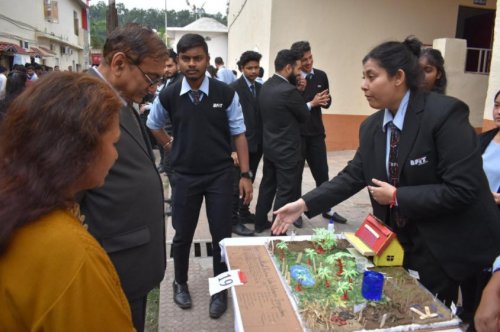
top-left (80, 23), bottom-right (169, 332)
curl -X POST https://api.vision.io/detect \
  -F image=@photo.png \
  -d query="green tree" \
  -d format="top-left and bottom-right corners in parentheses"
top-left (89, 1), bottom-right (227, 49)
top-left (316, 266), bottom-right (333, 288)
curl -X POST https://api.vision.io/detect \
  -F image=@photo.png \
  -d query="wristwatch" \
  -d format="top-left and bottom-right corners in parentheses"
top-left (240, 171), bottom-right (253, 179)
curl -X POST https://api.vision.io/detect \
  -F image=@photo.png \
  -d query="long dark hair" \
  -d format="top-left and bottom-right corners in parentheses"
top-left (0, 72), bottom-right (121, 252)
top-left (363, 36), bottom-right (423, 91)
top-left (420, 48), bottom-right (447, 94)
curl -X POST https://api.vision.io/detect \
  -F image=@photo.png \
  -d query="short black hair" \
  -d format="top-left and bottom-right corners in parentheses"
top-left (290, 41), bottom-right (311, 59)
top-left (0, 66), bottom-right (6, 73)
top-left (363, 36), bottom-right (423, 91)
top-left (274, 49), bottom-right (300, 72)
top-left (259, 67), bottom-right (264, 78)
top-left (103, 23), bottom-right (168, 65)
top-left (214, 56), bottom-right (224, 65)
top-left (177, 33), bottom-right (208, 55)
top-left (238, 51), bottom-right (262, 68)
top-left (167, 48), bottom-right (178, 64)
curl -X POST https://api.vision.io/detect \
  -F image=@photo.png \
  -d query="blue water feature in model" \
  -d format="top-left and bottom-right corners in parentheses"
top-left (290, 265), bottom-right (316, 287)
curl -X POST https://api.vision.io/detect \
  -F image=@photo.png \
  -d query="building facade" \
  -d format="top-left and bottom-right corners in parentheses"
top-left (0, 0), bottom-right (90, 71)
top-left (167, 17), bottom-right (229, 67)
top-left (228, 0), bottom-right (498, 150)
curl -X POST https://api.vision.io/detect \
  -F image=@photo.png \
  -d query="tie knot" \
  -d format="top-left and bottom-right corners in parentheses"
top-left (306, 73), bottom-right (313, 80)
top-left (190, 90), bottom-right (201, 105)
top-left (388, 121), bottom-right (399, 132)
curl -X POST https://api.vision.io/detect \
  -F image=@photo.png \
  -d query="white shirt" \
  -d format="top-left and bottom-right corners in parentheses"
top-left (0, 73), bottom-right (6, 100)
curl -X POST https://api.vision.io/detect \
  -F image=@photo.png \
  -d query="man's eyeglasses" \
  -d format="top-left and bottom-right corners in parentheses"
top-left (126, 56), bottom-right (163, 87)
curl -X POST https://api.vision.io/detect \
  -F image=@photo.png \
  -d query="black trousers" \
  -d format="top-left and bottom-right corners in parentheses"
top-left (129, 296), bottom-right (147, 332)
top-left (255, 157), bottom-right (301, 229)
top-left (299, 135), bottom-right (329, 190)
top-left (459, 270), bottom-right (492, 325)
top-left (231, 147), bottom-right (262, 223)
top-left (171, 168), bottom-right (233, 283)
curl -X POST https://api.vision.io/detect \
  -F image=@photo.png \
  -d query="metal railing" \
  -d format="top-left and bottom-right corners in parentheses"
top-left (466, 47), bottom-right (491, 74)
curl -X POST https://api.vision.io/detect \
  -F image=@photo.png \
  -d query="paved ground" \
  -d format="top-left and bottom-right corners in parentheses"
top-left (157, 150), bottom-right (372, 332)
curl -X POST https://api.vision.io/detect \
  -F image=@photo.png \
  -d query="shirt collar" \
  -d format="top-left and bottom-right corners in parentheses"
top-left (94, 67), bottom-right (128, 106)
top-left (242, 75), bottom-right (254, 88)
top-left (275, 73), bottom-right (289, 83)
top-left (180, 75), bottom-right (209, 96)
top-left (382, 90), bottom-right (410, 132)
top-left (300, 68), bottom-right (315, 78)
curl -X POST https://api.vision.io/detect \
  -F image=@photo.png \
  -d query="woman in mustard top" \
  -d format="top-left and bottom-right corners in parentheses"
top-left (0, 72), bottom-right (135, 331)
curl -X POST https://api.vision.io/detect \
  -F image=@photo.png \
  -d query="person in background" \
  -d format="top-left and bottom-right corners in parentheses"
top-left (272, 37), bottom-right (500, 316)
top-left (0, 72), bottom-right (135, 331)
top-left (229, 50), bottom-right (264, 236)
top-left (256, 66), bottom-right (265, 84)
top-left (0, 68), bottom-right (28, 123)
top-left (254, 49), bottom-right (311, 234)
top-left (463, 90), bottom-right (500, 330)
top-left (80, 23), bottom-right (168, 332)
top-left (419, 48), bottom-right (447, 94)
top-left (25, 64), bottom-right (38, 82)
top-left (206, 64), bottom-right (217, 78)
top-left (154, 49), bottom-right (181, 175)
top-left (147, 33), bottom-right (252, 319)
top-left (290, 40), bottom-right (347, 227)
top-left (480, 90), bottom-right (500, 207)
top-left (475, 255), bottom-right (500, 332)
top-left (214, 56), bottom-right (236, 84)
top-left (54, 65), bottom-right (60, 71)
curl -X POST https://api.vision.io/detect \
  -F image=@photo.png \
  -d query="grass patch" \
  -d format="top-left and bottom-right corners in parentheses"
top-left (145, 287), bottom-right (160, 332)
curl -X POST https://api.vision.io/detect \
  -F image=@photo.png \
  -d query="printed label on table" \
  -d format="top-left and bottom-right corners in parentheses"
top-left (208, 269), bottom-right (244, 295)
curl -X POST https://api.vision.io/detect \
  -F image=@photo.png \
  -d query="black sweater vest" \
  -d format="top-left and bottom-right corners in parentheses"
top-left (160, 78), bottom-right (235, 174)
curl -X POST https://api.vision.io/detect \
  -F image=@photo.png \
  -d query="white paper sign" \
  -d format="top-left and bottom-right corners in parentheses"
top-left (208, 269), bottom-right (244, 295)
top-left (450, 301), bottom-right (457, 316)
top-left (408, 269), bottom-right (420, 279)
top-left (353, 302), bottom-right (367, 313)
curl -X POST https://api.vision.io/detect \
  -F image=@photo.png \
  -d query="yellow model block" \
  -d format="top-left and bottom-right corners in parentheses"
top-left (373, 238), bottom-right (404, 266)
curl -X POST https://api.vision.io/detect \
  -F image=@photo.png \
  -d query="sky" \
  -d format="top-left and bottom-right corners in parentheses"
top-left (90, 0), bottom-right (227, 15)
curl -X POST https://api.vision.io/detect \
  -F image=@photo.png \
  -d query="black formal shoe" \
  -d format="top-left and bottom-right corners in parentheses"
top-left (293, 216), bottom-right (303, 228)
top-left (209, 290), bottom-right (227, 319)
top-left (232, 223), bottom-right (254, 236)
top-left (322, 211), bottom-right (348, 224)
top-left (173, 281), bottom-right (192, 309)
top-left (238, 210), bottom-right (255, 224)
top-left (254, 222), bottom-right (272, 233)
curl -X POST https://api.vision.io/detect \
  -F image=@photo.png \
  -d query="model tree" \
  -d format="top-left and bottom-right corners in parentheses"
top-left (316, 266), bottom-right (333, 288)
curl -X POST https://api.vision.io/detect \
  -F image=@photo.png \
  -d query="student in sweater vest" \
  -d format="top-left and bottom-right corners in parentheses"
top-left (147, 33), bottom-right (253, 319)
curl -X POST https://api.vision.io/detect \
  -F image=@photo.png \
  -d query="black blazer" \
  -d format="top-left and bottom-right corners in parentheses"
top-left (229, 76), bottom-right (262, 153)
top-left (80, 68), bottom-right (166, 300)
top-left (301, 68), bottom-right (331, 136)
top-left (479, 128), bottom-right (499, 153)
top-left (304, 91), bottom-right (500, 280)
top-left (259, 74), bottom-right (310, 165)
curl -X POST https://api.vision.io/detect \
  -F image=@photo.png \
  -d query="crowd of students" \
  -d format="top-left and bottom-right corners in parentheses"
top-left (0, 24), bottom-right (499, 332)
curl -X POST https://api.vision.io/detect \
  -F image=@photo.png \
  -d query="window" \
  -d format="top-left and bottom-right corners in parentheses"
top-left (43, 0), bottom-right (59, 23)
top-left (386, 255), bottom-right (394, 262)
top-left (73, 11), bottom-right (79, 36)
